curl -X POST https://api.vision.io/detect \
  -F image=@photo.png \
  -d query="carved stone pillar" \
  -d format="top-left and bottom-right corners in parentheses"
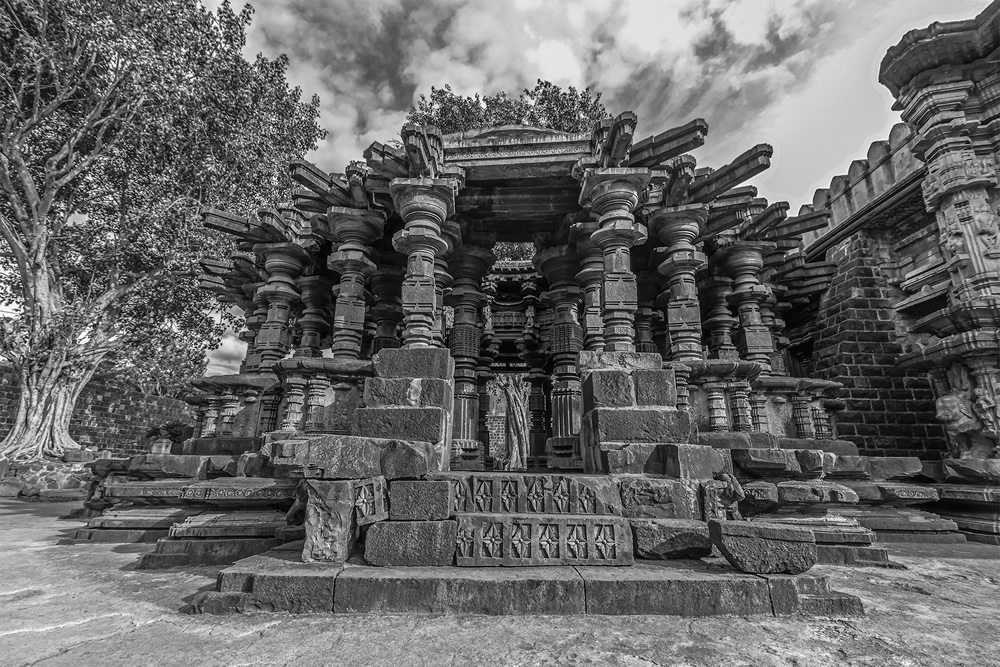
top-left (201, 396), bottom-right (221, 438)
top-left (635, 271), bottom-right (660, 353)
top-left (446, 245), bottom-right (496, 470)
top-left (703, 276), bottom-right (739, 361)
top-left (326, 207), bottom-right (385, 359)
top-left (294, 276), bottom-right (334, 358)
top-left (571, 221), bottom-right (605, 351)
top-left (535, 245), bottom-right (585, 469)
top-left (254, 243), bottom-right (310, 368)
top-left (370, 266), bottom-right (404, 354)
top-left (716, 242), bottom-right (776, 374)
top-left (281, 376), bottom-right (308, 431)
top-left (218, 391), bottom-right (239, 437)
top-left (579, 169), bottom-right (651, 351)
top-left (648, 203), bottom-right (708, 363)
top-left (792, 396), bottom-right (815, 439)
top-left (730, 384), bottom-right (752, 432)
top-left (390, 179), bottom-right (455, 348)
top-left (239, 282), bottom-right (268, 373)
top-left (706, 385), bottom-right (730, 432)
top-left (759, 285), bottom-right (789, 376)
top-left (304, 376), bottom-right (331, 433)
top-left (897, 80), bottom-right (1000, 300)
top-left (751, 393), bottom-right (769, 432)
top-left (812, 405), bottom-right (832, 440)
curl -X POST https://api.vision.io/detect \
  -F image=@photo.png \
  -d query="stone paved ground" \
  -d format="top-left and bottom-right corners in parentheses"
top-left (1, 500), bottom-right (998, 667)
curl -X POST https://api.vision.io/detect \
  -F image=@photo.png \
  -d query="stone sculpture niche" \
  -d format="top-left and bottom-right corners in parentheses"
top-left (935, 364), bottom-right (999, 459)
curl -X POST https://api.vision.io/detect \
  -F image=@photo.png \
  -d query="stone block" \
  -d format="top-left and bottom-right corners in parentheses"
top-left (363, 377), bottom-right (452, 408)
top-left (764, 575), bottom-right (864, 616)
top-left (742, 481), bottom-right (779, 507)
top-left (576, 561), bottom-right (773, 616)
top-left (373, 348), bottom-right (454, 379)
top-left (333, 567), bottom-right (586, 615)
top-left (138, 537), bottom-right (283, 568)
top-left (794, 450), bottom-right (825, 476)
top-left (0, 478), bottom-right (24, 496)
top-left (632, 369), bottom-right (677, 407)
top-left (866, 457), bottom-right (922, 480)
top-left (708, 519), bottom-right (817, 574)
top-left (604, 444), bottom-right (664, 475)
top-left (389, 480), bottom-right (452, 520)
top-left (698, 432), bottom-right (752, 449)
top-left (169, 511), bottom-right (287, 538)
top-left (353, 476), bottom-right (388, 526)
top-left (661, 444), bottom-right (733, 480)
top-left (577, 350), bottom-right (663, 378)
top-left (942, 458), bottom-right (1000, 484)
top-left (272, 435), bottom-right (433, 481)
top-left (775, 481), bottom-right (859, 505)
top-left (302, 480), bottom-right (357, 563)
top-left (586, 407), bottom-right (692, 445)
top-left (630, 518), bottom-right (712, 559)
top-left (581, 370), bottom-right (635, 412)
top-left (455, 513), bottom-right (633, 566)
top-left (731, 449), bottom-right (803, 478)
top-left (615, 476), bottom-right (701, 519)
top-left (352, 407), bottom-right (447, 471)
top-left (829, 455), bottom-right (870, 479)
top-left (251, 569), bottom-right (338, 613)
top-left (365, 520), bottom-right (457, 567)
top-left (446, 473), bottom-right (622, 516)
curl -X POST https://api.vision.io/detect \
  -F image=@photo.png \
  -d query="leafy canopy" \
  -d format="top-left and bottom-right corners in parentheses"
top-left (0, 0), bottom-right (325, 396)
top-left (406, 79), bottom-right (609, 135)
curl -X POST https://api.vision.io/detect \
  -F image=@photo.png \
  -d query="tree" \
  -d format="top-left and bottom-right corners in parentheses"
top-left (407, 79), bottom-right (609, 134)
top-left (0, 0), bottom-right (325, 459)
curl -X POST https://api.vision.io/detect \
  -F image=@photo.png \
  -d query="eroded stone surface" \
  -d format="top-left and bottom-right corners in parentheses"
top-left (365, 520), bottom-right (457, 567)
top-left (302, 480), bottom-right (357, 563)
top-left (372, 348), bottom-right (454, 379)
top-left (615, 476), bottom-right (701, 519)
top-left (389, 480), bottom-right (452, 520)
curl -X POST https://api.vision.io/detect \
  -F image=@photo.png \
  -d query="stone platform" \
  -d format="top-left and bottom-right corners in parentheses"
top-left (191, 545), bottom-right (863, 617)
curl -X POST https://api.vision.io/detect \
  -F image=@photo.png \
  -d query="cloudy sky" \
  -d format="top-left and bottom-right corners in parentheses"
top-left (205, 0), bottom-right (985, 375)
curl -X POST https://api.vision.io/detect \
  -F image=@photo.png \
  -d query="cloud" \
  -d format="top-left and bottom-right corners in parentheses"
top-left (206, 331), bottom-right (245, 376)
top-left (238, 0), bottom-right (874, 177)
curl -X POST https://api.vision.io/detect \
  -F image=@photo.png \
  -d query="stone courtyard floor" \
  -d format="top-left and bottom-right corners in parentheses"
top-left (1, 500), bottom-right (998, 667)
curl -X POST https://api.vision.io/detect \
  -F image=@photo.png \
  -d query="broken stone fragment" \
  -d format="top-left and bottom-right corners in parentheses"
top-left (364, 520), bottom-right (457, 567)
top-left (630, 518), bottom-right (713, 559)
top-left (302, 480), bottom-right (357, 563)
top-left (708, 519), bottom-right (817, 574)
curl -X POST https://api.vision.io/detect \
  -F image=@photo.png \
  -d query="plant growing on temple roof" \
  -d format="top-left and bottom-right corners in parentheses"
top-left (0, 0), bottom-right (325, 459)
top-left (406, 79), bottom-right (610, 134)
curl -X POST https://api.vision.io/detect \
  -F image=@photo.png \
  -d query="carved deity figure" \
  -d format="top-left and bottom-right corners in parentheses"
top-left (523, 305), bottom-right (536, 333)
top-left (936, 393), bottom-right (998, 459)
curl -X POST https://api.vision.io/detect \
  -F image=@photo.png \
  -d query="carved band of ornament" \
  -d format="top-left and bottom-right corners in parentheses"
top-left (449, 145), bottom-right (585, 161)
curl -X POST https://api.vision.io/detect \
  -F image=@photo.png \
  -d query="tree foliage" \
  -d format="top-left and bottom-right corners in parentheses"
top-left (406, 79), bottom-right (609, 134)
top-left (0, 0), bottom-right (325, 457)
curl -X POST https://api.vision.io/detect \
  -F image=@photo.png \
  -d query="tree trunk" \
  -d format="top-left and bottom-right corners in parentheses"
top-left (0, 365), bottom-right (93, 461)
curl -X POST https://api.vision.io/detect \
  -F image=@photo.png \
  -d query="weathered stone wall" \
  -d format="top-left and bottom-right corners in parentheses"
top-left (811, 235), bottom-right (947, 458)
top-left (0, 366), bottom-right (194, 457)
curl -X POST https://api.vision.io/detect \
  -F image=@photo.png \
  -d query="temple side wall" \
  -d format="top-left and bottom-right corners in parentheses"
top-left (811, 234), bottom-right (947, 458)
top-left (0, 365), bottom-right (194, 456)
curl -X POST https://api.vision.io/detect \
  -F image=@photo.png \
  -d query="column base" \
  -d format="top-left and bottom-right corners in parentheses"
top-left (451, 438), bottom-right (485, 471)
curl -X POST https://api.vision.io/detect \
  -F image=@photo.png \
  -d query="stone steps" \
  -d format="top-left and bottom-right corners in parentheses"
top-left (191, 549), bottom-right (864, 617)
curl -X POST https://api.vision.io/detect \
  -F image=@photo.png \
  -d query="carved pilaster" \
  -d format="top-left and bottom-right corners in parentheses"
top-left (792, 396), bottom-right (815, 439)
top-left (200, 397), bottom-right (221, 438)
top-left (730, 385), bottom-right (752, 432)
top-left (281, 376), bottom-right (308, 431)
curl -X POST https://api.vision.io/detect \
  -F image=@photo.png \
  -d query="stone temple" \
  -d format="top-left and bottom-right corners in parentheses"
top-left (68, 4), bottom-right (998, 616)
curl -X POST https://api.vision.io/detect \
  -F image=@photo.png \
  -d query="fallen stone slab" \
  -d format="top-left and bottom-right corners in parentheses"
top-left (630, 518), bottom-right (712, 559)
top-left (454, 513), bottom-right (633, 566)
top-left (365, 520), bottom-right (457, 567)
top-left (763, 574), bottom-right (866, 616)
top-left (334, 565), bottom-right (586, 615)
top-left (708, 519), bottom-right (817, 574)
top-left (168, 511), bottom-right (287, 538)
top-left (67, 528), bottom-right (169, 543)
